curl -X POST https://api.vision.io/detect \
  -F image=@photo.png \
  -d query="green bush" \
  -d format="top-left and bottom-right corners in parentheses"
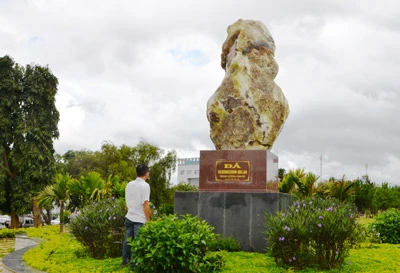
top-left (69, 197), bottom-right (126, 259)
top-left (209, 234), bottom-right (241, 252)
top-left (130, 214), bottom-right (224, 273)
top-left (369, 208), bottom-right (400, 244)
top-left (0, 228), bottom-right (26, 238)
top-left (266, 197), bottom-right (363, 270)
top-left (61, 210), bottom-right (71, 224)
top-left (156, 203), bottom-right (174, 216)
top-left (173, 182), bottom-right (198, 192)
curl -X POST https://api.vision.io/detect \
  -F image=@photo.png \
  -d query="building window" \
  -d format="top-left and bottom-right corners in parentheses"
top-left (187, 170), bottom-right (192, 174)
top-left (194, 170), bottom-right (199, 174)
top-left (180, 170), bottom-right (184, 175)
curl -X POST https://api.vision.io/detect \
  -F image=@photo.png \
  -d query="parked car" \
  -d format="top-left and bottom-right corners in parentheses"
top-left (51, 217), bottom-right (60, 225)
top-left (19, 216), bottom-right (34, 228)
top-left (0, 215), bottom-right (10, 228)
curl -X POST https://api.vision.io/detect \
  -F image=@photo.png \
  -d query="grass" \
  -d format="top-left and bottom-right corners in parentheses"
top-left (19, 217), bottom-right (400, 273)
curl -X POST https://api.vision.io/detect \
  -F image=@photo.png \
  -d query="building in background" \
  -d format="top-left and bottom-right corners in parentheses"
top-left (177, 158), bottom-right (200, 186)
top-left (177, 151), bottom-right (279, 188)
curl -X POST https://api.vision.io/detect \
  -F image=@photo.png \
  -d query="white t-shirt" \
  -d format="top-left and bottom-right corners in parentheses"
top-left (125, 177), bottom-right (150, 223)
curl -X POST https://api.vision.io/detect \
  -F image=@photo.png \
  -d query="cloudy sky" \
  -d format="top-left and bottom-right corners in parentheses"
top-left (1, 0), bottom-right (399, 185)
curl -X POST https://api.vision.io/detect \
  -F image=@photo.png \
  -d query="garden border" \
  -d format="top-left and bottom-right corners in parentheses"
top-left (2, 234), bottom-right (44, 273)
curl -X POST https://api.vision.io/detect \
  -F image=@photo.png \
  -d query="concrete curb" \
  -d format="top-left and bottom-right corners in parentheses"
top-left (2, 235), bottom-right (45, 273)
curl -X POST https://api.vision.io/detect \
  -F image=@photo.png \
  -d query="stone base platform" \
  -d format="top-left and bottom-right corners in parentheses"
top-left (174, 191), bottom-right (293, 253)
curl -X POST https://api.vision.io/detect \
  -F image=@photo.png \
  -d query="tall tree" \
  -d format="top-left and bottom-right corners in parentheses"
top-left (353, 175), bottom-right (376, 214)
top-left (0, 56), bottom-right (59, 228)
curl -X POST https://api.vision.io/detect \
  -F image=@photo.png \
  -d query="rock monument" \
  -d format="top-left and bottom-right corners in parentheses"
top-left (175, 19), bottom-right (293, 252)
top-left (207, 19), bottom-right (289, 150)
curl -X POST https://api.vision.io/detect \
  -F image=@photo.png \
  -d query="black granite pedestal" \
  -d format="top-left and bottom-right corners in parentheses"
top-left (174, 191), bottom-right (293, 252)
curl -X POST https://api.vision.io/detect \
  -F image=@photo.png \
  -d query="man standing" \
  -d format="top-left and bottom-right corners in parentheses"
top-left (122, 163), bottom-right (151, 266)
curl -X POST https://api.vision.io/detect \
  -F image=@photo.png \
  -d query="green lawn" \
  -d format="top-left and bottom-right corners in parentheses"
top-left (221, 245), bottom-right (400, 273)
top-left (20, 222), bottom-right (400, 273)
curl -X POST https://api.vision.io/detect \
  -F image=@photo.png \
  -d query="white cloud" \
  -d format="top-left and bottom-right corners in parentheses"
top-left (1, 0), bottom-right (399, 185)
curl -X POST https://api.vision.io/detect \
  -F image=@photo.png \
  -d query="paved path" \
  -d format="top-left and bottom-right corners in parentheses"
top-left (0, 238), bottom-right (15, 273)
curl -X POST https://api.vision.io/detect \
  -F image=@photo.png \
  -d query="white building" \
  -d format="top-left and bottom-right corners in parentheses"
top-left (177, 151), bottom-right (279, 187)
top-left (177, 158), bottom-right (200, 186)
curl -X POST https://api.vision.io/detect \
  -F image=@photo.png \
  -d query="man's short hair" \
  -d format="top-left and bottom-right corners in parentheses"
top-left (136, 163), bottom-right (150, 177)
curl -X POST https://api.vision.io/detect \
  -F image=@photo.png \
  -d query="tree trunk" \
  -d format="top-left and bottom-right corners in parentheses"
top-left (32, 197), bottom-right (42, 227)
top-left (41, 208), bottom-right (52, 225)
top-left (59, 199), bottom-right (64, 233)
top-left (10, 211), bottom-right (19, 229)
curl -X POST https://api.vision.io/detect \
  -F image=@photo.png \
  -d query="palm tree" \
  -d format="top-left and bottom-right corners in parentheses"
top-left (324, 175), bottom-right (355, 202)
top-left (68, 171), bottom-right (112, 208)
top-left (296, 172), bottom-right (319, 197)
top-left (37, 173), bottom-right (72, 233)
top-left (106, 174), bottom-right (125, 198)
top-left (279, 168), bottom-right (306, 193)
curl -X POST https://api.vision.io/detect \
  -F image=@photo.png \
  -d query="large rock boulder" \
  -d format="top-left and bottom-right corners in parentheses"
top-left (207, 19), bottom-right (289, 150)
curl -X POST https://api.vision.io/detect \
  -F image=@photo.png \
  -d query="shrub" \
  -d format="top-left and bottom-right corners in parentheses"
top-left (266, 197), bottom-right (363, 270)
top-left (69, 197), bottom-right (126, 259)
top-left (208, 234), bottom-right (241, 252)
top-left (61, 210), bottom-right (71, 224)
top-left (157, 203), bottom-right (174, 216)
top-left (172, 182), bottom-right (198, 192)
top-left (130, 214), bottom-right (224, 273)
top-left (0, 228), bottom-right (26, 238)
top-left (369, 208), bottom-right (400, 244)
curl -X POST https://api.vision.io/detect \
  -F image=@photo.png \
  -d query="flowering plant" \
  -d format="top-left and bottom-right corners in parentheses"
top-left (69, 197), bottom-right (126, 259)
top-left (266, 197), bottom-right (363, 270)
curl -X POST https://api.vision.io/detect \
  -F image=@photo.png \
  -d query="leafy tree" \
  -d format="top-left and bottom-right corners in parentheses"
top-left (353, 175), bottom-right (376, 214)
top-left (278, 168), bottom-right (286, 182)
top-left (372, 182), bottom-right (394, 212)
top-left (57, 141), bottom-right (177, 209)
top-left (147, 148), bottom-right (177, 208)
top-left (0, 56), bottom-right (59, 228)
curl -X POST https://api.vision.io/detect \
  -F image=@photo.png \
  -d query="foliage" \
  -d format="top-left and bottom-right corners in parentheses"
top-left (172, 182), bottom-right (198, 192)
top-left (279, 169), bottom-right (318, 198)
top-left (279, 169), bottom-right (301, 193)
top-left (369, 208), bottom-right (400, 244)
top-left (37, 173), bottom-right (73, 232)
top-left (156, 203), bottom-right (174, 216)
top-left (278, 168), bottom-right (286, 182)
top-left (0, 227), bottom-right (26, 238)
top-left (24, 225), bottom-right (60, 239)
top-left (129, 214), bottom-right (223, 273)
top-left (208, 234), bottom-right (241, 252)
top-left (69, 197), bottom-right (126, 259)
top-left (24, 226), bottom-right (130, 273)
top-left (16, 223), bottom-right (400, 273)
top-left (0, 55), bottom-right (59, 227)
top-left (371, 183), bottom-right (396, 212)
top-left (55, 141), bottom-right (177, 209)
top-left (353, 176), bottom-right (375, 214)
top-left (68, 171), bottom-right (113, 209)
top-left (295, 172), bottom-right (319, 198)
top-left (266, 197), bottom-right (363, 270)
top-left (321, 176), bottom-right (355, 202)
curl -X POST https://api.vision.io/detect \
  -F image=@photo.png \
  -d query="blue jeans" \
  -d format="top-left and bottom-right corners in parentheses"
top-left (122, 217), bottom-right (143, 265)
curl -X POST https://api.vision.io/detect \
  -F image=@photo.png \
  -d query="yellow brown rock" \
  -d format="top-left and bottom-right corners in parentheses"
top-left (207, 19), bottom-right (289, 150)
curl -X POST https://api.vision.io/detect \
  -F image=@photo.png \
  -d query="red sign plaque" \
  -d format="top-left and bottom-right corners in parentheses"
top-left (199, 150), bottom-right (276, 192)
